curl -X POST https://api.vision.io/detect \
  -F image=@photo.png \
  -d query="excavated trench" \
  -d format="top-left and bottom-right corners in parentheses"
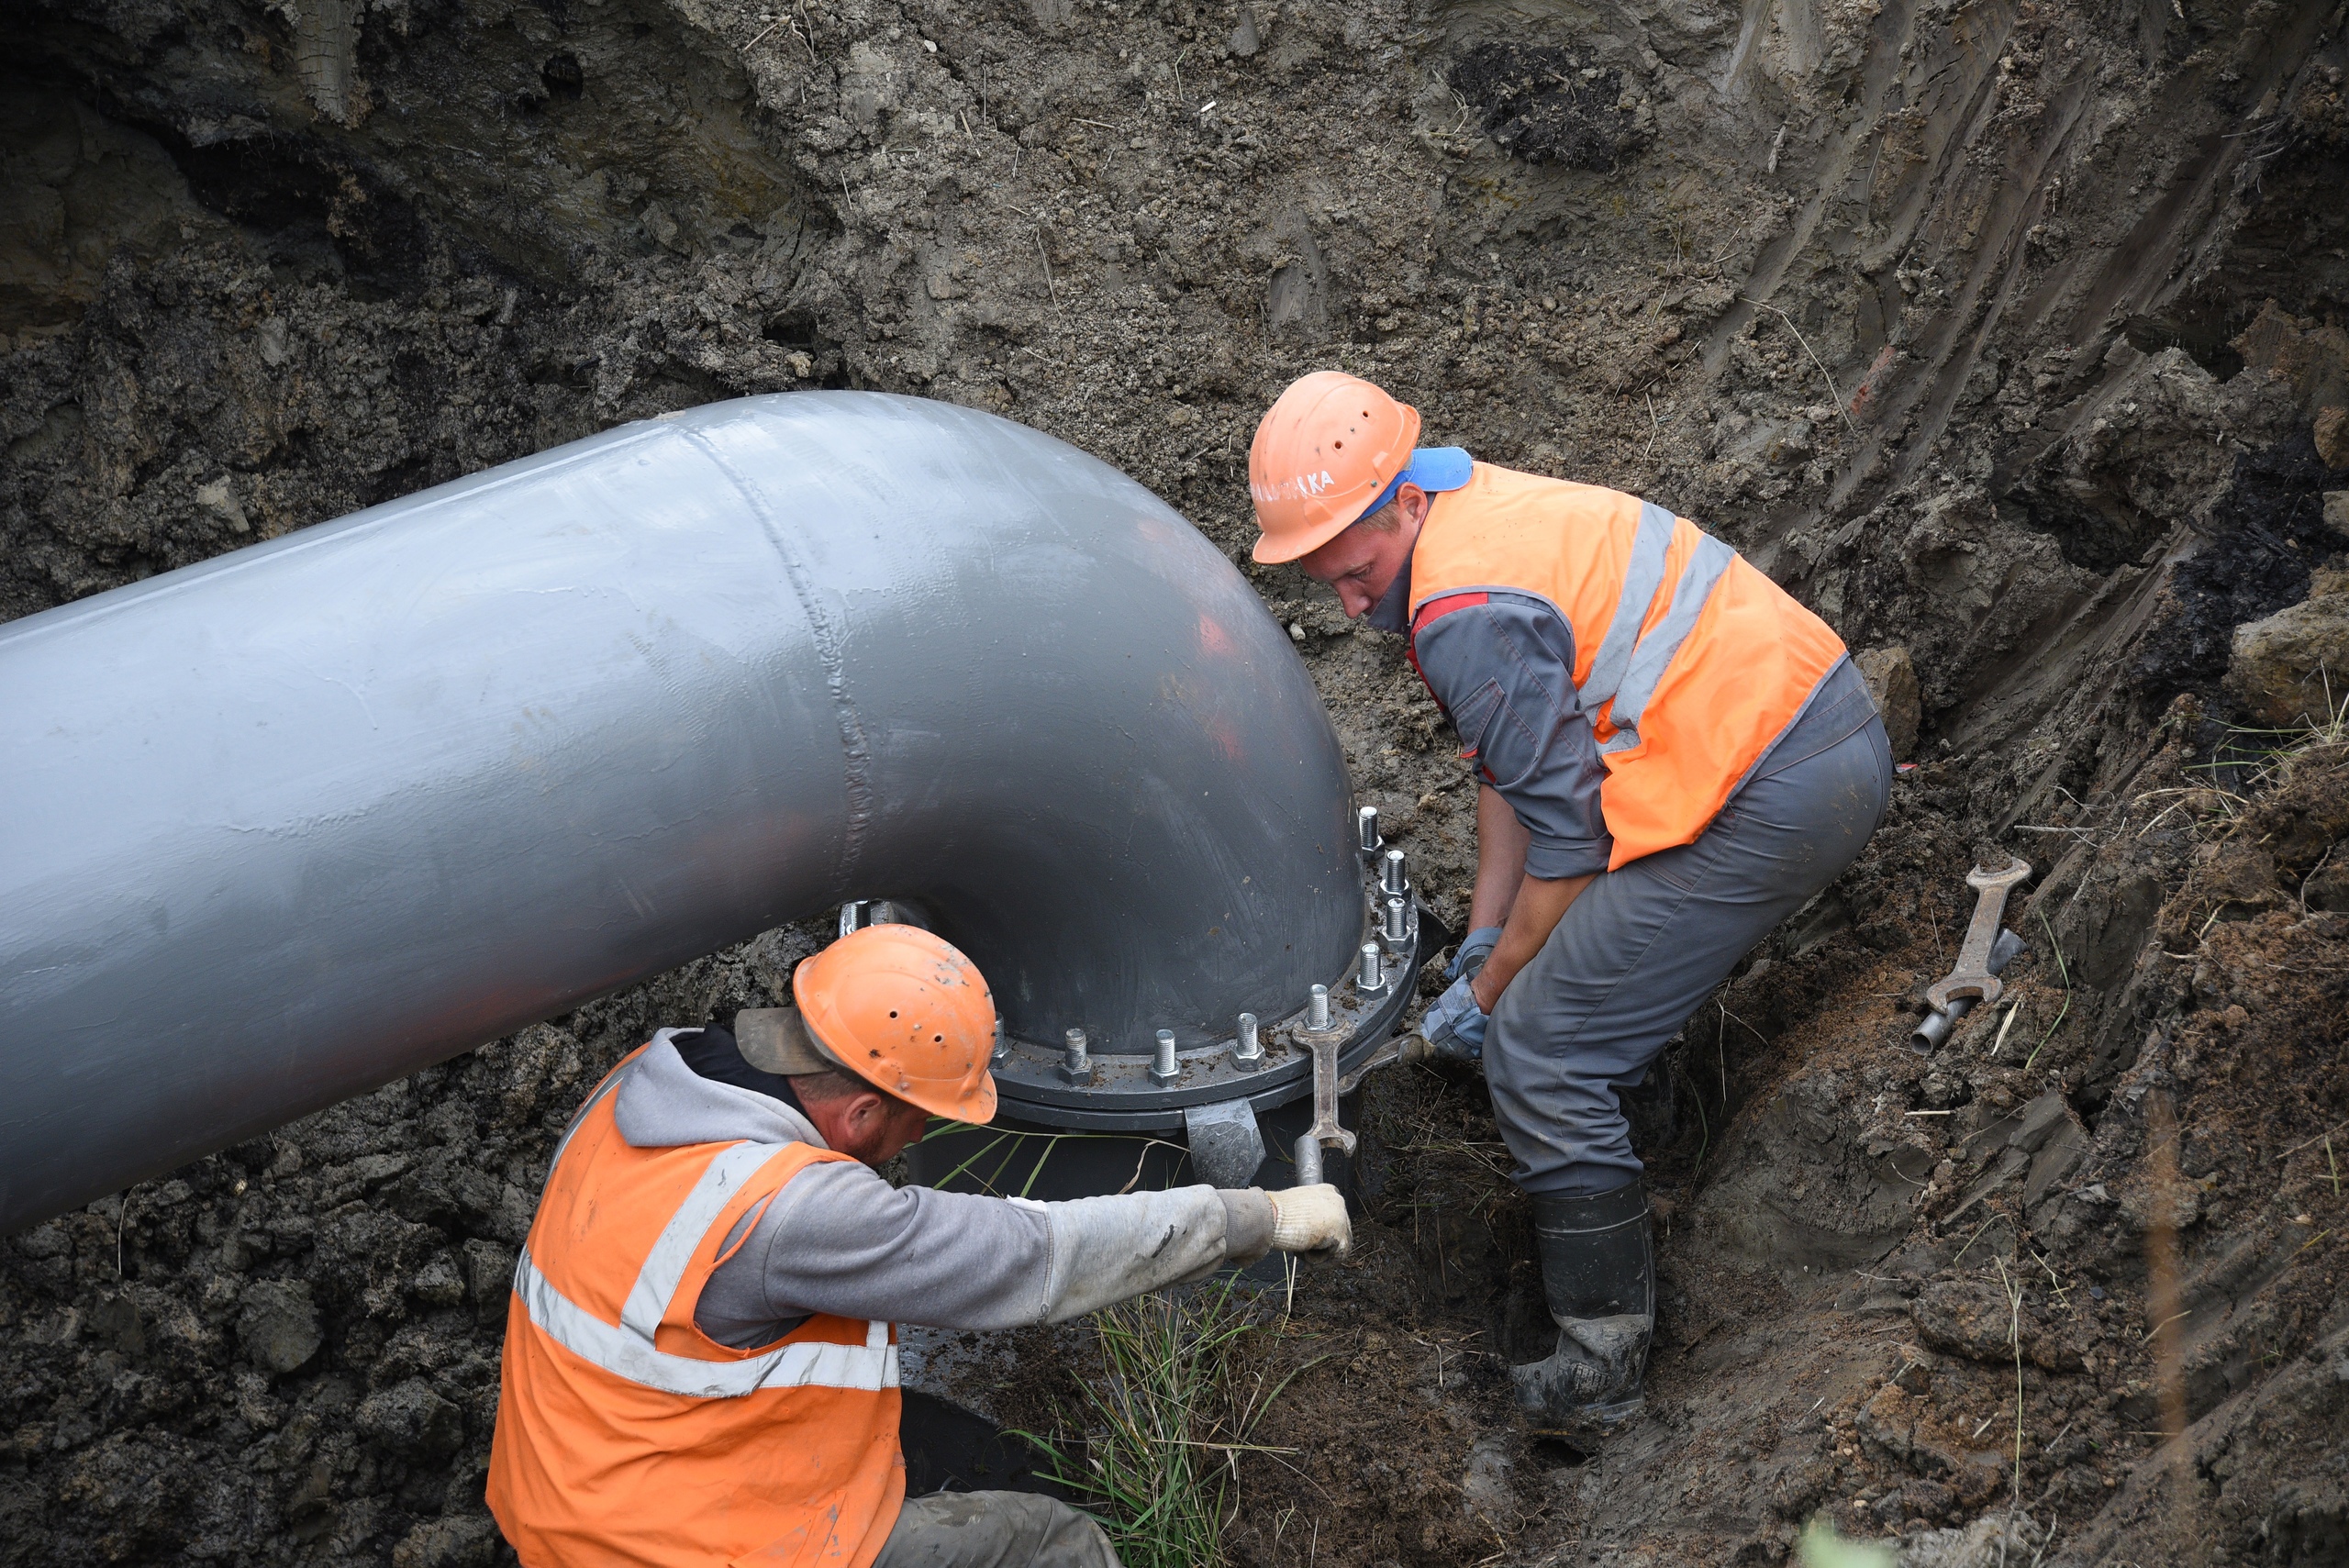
top-left (4, 0), bottom-right (2348, 1562)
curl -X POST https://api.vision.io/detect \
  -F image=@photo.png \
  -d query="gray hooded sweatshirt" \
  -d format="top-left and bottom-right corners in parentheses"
top-left (605, 1034), bottom-right (1277, 1349)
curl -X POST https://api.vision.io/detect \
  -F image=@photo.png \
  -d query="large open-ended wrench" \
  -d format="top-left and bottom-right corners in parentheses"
top-left (1925, 857), bottom-right (2032, 1014)
top-left (1292, 1029), bottom-right (1356, 1188)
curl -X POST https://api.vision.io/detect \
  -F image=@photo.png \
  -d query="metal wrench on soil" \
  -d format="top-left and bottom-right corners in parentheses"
top-left (1925, 856), bottom-right (2032, 1014)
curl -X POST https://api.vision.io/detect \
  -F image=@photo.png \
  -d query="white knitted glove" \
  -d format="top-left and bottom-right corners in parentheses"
top-left (1266, 1184), bottom-right (1352, 1257)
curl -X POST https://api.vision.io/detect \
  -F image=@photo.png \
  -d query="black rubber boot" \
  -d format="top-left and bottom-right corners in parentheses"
top-left (1510, 1178), bottom-right (1653, 1438)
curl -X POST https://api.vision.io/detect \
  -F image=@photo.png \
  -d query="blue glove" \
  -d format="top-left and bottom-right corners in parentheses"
top-left (1419, 973), bottom-right (1489, 1062)
top-left (1446, 926), bottom-right (1503, 982)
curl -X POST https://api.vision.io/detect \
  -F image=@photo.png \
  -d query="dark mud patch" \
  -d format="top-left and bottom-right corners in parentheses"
top-left (1450, 44), bottom-right (1650, 172)
top-left (2135, 432), bottom-right (2349, 702)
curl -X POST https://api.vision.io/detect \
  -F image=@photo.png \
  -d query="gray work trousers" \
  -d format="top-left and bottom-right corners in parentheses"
top-left (1486, 659), bottom-right (1892, 1195)
top-left (872, 1491), bottom-right (1121, 1568)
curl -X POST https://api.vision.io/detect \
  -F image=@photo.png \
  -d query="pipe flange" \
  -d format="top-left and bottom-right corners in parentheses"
top-left (986, 851), bottom-right (1442, 1131)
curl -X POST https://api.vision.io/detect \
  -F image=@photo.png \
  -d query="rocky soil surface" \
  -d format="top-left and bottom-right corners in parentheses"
top-left (5, 0), bottom-right (2348, 1562)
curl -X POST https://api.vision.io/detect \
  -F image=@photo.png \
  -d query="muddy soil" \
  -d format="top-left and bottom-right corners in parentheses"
top-left (5, 0), bottom-right (2349, 1561)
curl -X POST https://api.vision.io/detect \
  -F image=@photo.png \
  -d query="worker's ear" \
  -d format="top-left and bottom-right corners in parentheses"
top-left (844, 1090), bottom-right (892, 1138)
top-left (1397, 483), bottom-right (1431, 529)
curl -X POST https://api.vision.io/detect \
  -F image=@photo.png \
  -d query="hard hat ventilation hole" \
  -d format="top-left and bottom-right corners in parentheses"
top-left (933, 1033), bottom-right (943, 1042)
top-left (889, 1009), bottom-right (899, 1018)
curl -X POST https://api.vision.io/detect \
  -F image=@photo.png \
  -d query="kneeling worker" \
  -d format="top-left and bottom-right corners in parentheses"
top-left (1249, 372), bottom-right (1890, 1434)
top-left (488, 923), bottom-right (1350, 1567)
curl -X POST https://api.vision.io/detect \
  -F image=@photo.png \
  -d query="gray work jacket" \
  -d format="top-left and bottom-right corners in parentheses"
top-left (608, 1036), bottom-right (1275, 1348)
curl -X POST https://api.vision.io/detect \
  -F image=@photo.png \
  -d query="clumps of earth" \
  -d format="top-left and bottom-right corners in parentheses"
top-left (4, 0), bottom-right (2348, 1562)
top-left (1448, 44), bottom-right (1652, 171)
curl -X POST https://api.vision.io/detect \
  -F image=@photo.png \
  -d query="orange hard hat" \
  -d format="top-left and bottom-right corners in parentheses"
top-left (793, 925), bottom-right (999, 1124)
top-left (1248, 371), bottom-right (1422, 563)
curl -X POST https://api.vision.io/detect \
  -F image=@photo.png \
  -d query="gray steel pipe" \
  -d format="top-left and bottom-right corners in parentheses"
top-left (0, 394), bottom-right (1360, 1233)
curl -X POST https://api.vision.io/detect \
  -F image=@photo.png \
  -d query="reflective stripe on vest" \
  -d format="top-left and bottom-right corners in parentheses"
top-left (1597, 525), bottom-right (1737, 755)
top-left (1574, 499), bottom-right (1738, 755)
top-left (1403, 463), bottom-right (1849, 867)
top-left (511, 1135), bottom-right (899, 1401)
top-left (1576, 501), bottom-right (1675, 715)
top-left (490, 1045), bottom-right (908, 1568)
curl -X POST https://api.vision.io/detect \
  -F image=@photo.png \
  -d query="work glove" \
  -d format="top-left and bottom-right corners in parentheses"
top-left (1266, 1183), bottom-right (1352, 1257)
top-left (1419, 973), bottom-right (1489, 1062)
top-left (1446, 926), bottom-right (1503, 982)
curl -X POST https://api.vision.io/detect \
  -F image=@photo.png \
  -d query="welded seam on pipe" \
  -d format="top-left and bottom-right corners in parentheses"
top-left (0, 395), bottom-right (1367, 1230)
top-left (681, 426), bottom-right (877, 883)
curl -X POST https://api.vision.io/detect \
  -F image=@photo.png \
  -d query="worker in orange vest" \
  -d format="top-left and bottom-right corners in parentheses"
top-left (487, 922), bottom-right (1352, 1567)
top-left (1249, 372), bottom-right (1891, 1436)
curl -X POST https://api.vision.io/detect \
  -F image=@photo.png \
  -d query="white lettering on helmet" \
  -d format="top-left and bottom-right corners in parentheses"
top-left (1253, 469), bottom-right (1349, 506)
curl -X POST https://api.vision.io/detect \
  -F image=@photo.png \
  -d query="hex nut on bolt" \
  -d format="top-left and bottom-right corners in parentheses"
top-left (1232, 1012), bottom-right (1264, 1072)
top-left (1059, 1027), bottom-right (1094, 1085)
top-left (1150, 1028), bottom-right (1181, 1085)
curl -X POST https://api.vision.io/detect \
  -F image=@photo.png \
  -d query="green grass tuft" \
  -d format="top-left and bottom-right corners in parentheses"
top-left (1014, 1280), bottom-right (1310, 1568)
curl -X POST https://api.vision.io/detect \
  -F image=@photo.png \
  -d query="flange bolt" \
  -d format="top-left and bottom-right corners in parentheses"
top-left (992, 1022), bottom-right (1010, 1067)
top-left (1233, 1012), bottom-right (1264, 1072)
top-left (1382, 894), bottom-right (1409, 944)
top-left (1356, 806), bottom-right (1382, 856)
top-left (1380, 847), bottom-right (1408, 896)
top-left (1357, 943), bottom-right (1384, 994)
top-left (1307, 984), bottom-right (1331, 1031)
top-left (1060, 1028), bottom-right (1094, 1085)
top-left (1150, 1029), bottom-right (1181, 1085)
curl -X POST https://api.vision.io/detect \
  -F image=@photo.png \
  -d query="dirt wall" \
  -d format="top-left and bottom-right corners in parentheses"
top-left (3, 0), bottom-right (2347, 1561)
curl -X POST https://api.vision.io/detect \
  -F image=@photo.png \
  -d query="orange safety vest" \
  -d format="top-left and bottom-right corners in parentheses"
top-left (487, 1047), bottom-right (905, 1568)
top-left (1408, 463), bottom-right (1847, 869)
